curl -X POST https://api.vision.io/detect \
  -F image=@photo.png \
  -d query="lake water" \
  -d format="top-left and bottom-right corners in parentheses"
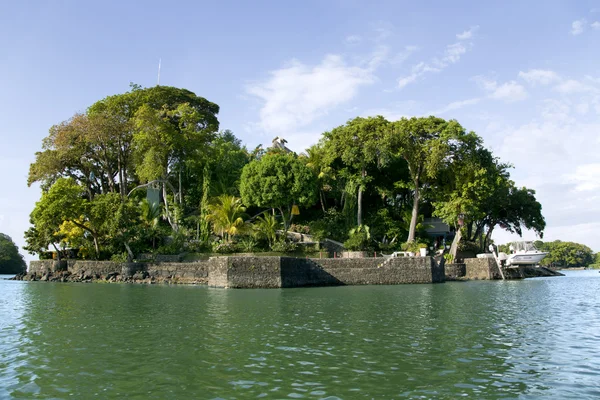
top-left (1, 270), bottom-right (599, 399)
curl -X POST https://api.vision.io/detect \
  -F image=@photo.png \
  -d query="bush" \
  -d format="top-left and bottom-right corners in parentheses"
top-left (458, 240), bottom-right (481, 254)
top-left (110, 252), bottom-right (129, 262)
top-left (271, 240), bottom-right (298, 253)
top-left (289, 224), bottom-right (310, 234)
top-left (212, 241), bottom-right (237, 254)
top-left (401, 241), bottom-right (430, 254)
top-left (238, 237), bottom-right (258, 252)
top-left (344, 231), bottom-right (373, 251)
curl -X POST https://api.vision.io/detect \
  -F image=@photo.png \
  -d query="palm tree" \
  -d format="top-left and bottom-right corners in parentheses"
top-left (140, 199), bottom-right (162, 249)
top-left (253, 211), bottom-right (280, 249)
top-left (302, 142), bottom-right (335, 212)
top-left (205, 195), bottom-right (247, 243)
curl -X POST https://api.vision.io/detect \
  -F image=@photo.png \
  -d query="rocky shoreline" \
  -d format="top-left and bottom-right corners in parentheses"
top-left (10, 270), bottom-right (206, 285)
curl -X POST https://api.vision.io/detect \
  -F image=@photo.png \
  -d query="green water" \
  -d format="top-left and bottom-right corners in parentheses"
top-left (1, 271), bottom-right (599, 399)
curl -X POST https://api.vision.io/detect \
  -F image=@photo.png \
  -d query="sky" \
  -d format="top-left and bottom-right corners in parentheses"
top-left (1, 0), bottom-right (599, 261)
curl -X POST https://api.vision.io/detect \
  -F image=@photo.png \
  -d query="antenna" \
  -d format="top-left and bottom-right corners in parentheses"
top-left (157, 58), bottom-right (161, 86)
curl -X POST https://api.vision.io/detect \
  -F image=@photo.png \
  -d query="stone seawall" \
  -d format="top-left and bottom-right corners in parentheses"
top-left (24, 256), bottom-right (444, 288)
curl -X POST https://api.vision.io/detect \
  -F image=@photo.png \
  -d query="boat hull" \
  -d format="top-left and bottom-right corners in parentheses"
top-left (506, 252), bottom-right (548, 266)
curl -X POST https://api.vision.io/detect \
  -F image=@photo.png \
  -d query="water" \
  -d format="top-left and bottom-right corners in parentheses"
top-left (1, 271), bottom-right (599, 399)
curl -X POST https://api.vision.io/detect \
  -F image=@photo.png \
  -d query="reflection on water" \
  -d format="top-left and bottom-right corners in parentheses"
top-left (1, 271), bottom-right (599, 398)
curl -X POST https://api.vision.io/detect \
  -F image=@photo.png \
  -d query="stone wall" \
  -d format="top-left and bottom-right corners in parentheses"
top-left (311, 257), bottom-right (444, 285)
top-left (445, 263), bottom-right (466, 280)
top-left (464, 258), bottom-right (502, 280)
top-left (28, 255), bottom-right (445, 288)
top-left (146, 262), bottom-right (208, 284)
top-left (208, 256), bottom-right (287, 288)
top-left (29, 260), bottom-right (67, 274)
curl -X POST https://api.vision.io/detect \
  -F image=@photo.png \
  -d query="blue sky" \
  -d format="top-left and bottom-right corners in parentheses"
top-left (1, 1), bottom-right (599, 259)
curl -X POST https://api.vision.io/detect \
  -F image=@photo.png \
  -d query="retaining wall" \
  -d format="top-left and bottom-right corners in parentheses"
top-left (28, 255), bottom-right (445, 288)
top-left (464, 258), bottom-right (504, 280)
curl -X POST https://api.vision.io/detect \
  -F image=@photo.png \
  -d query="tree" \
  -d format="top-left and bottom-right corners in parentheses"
top-left (26, 178), bottom-right (135, 259)
top-left (323, 116), bottom-right (389, 226)
top-left (538, 241), bottom-right (593, 268)
top-left (302, 141), bottom-right (335, 212)
top-left (387, 116), bottom-right (468, 243)
top-left (0, 234), bottom-right (26, 274)
top-left (205, 195), bottom-right (247, 243)
top-left (240, 153), bottom-right (318, 232)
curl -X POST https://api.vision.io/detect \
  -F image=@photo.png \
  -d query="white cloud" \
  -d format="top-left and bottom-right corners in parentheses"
top-left (456, 25), bottom-right (480, 40)
top-left (372, 21), bottom-right (393, 42)
top-left (398, 73), bottom-right (419, 89)
top-left (592, 21), bottom-right (600, 30)
top-left (474, 76), bottom-right (528, 102)
top-left (571, 19), bottom-right (586, 35)
top-left (345, 35), bottom-right (362, 45)
top-left (397, 28), bottom-right (476, 89)
top-left (440, 42), bottom-right (467, 64)
top-left (566, 163), bottom-right (600, 191)
top-left (246, 55), bottom-right (376, 133)
top-left (433, 97), bottom-right (482, 114)
top-left (554, 79), bottom-right (593, 93)
top-left (490, 81), bottom-right (528, 102)
top-left (518, 69), bottom-right (560, 85)
top-left (391, 45), bottom-right (419, 65)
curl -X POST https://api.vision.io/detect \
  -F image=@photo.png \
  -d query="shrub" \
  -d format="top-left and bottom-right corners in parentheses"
top-left (271, 240), bottom-right (298, 253)
top-left (212, 241), bottom-right (237, 254)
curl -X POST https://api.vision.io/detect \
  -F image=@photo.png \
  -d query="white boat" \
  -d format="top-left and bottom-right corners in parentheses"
top-left (504, 241), bottom-right (548, 266)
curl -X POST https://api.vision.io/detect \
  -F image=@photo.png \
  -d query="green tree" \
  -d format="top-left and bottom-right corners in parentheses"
top-left (323, 116), bottom-right (389, 226)
top-left (539, 241), bottom-right (593, 268)
top-left (387, 116), bottom-right (468, 243)
top-left (253, 212), bottom-right (280, 249)
top-left (205, 195), bottom-right (247, 243)
top-left (240, 153), bottom-right (317, 232)
top-left (0, 234), bottom-right (26, 274)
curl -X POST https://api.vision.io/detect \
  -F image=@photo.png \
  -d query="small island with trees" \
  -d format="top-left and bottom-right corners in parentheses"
top-left (16, 84), bottom-right (598, 285)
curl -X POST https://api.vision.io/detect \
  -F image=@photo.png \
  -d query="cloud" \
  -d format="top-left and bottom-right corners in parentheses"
top-left (518, 69), bottom-right (560, 85)
top-left (397, 28), bottom-right (476, 89)
top-left (372, 21), bottom-right (393, 42)
top-left (440, 42), bottom-right (467, 64)
top-left (554, 79), bottom-right (594, 93)
top-left (391, 45), bottom-right (419, 65)
top-left (456, 25), bottom-right (480, 40)
top-left (474, 76), bottom-right (528, 102)
top-left (398, 73), bottom-right (419, 89)
top-left (490, 81), bottom-right (528, 102)
top-left (571, 19), bottom-right (586, 35)
top-left (592, 21), bottom-right (600, 30)
top-left (345, 35), bottom-right (362, 45)
top-left (246, 55), bottom-right (376, 133)
top-left (566, 163), bottom-right (600, 191)
top-left (433, 97), bottom-right (482, 114)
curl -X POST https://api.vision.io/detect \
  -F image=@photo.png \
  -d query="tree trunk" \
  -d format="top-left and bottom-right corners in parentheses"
top-left (51, 243), bottom-right (61, 262)
top-left (357, 186), bottom-right (363, 226)
top-left (407, 180), bottom-right (420, 242)
top-left (319, 190), bottom-right (326, 213)
top-left (484, 226), bottom-right (494, 250)
top-left (449, 227), bottom-right (462, 261)
top-left (92, 235), bottom-right (100, 259)
top-left (178, 167), bottom-right (183, 205)
top-left (162, 182), bottom-right (178, 232)
top-left (124, 242), bottom-right (134, 262)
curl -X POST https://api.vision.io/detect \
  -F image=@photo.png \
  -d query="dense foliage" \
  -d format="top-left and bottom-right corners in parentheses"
top-left (0, 233), bottom-right (26, 274)
top-left (25, 85), bottom-right (555, 260)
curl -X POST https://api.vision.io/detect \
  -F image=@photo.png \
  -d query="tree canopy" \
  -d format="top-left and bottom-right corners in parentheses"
top-left (24, 85), bottom-right (552, 259)
top-left (0, 234), bottom-right (26, 274)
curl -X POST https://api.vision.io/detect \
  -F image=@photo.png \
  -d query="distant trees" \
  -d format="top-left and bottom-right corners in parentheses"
top-left (0, 234), bottom-right (26, 274)
top-left (534, 240), bottom-right (594, 268)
